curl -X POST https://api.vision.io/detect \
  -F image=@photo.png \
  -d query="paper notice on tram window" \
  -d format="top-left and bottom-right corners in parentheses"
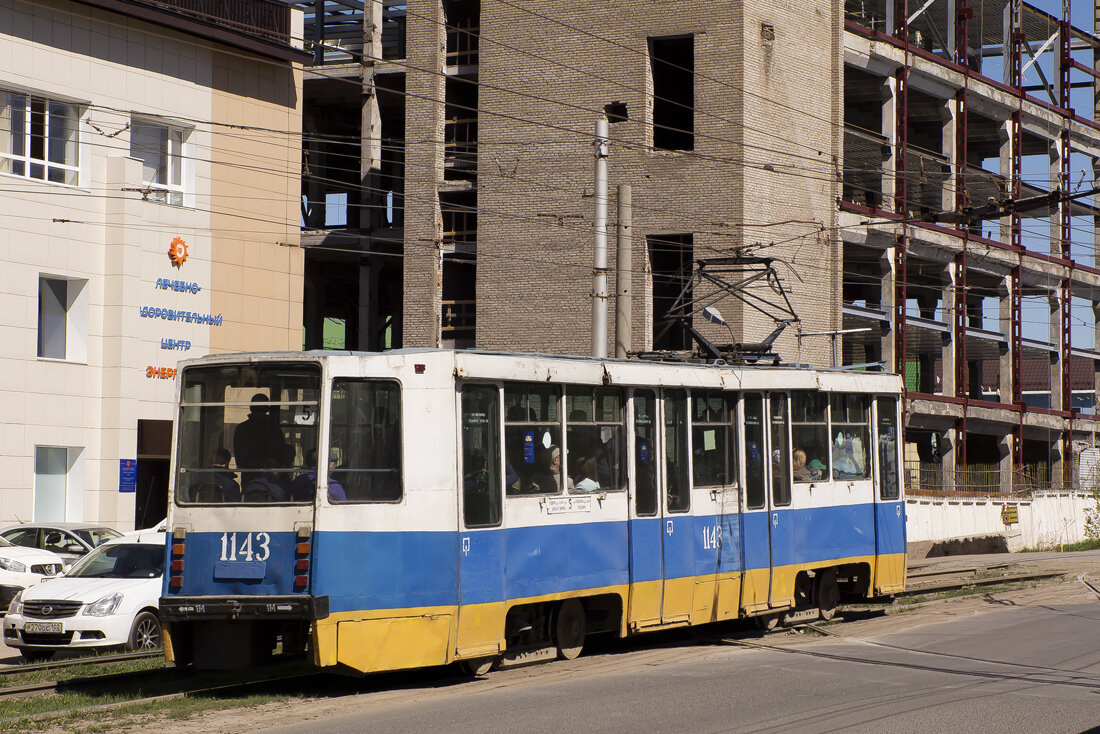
top-left (704, 429), bottom-right (716, 451)
top-left (543, 496), bottom-right (594, 514)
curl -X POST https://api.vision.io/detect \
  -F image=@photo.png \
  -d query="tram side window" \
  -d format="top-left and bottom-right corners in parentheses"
top-left (633, 390), bottom-right (659, 516)
top-left (770, 394), bottom-right (791, 506)
top-left (664, 390), bottom-right (690, 513)
top-left (831, 394), bottom-right (871, 480)
top-left (791, 392), bottom-right (829, 483)
top-left (743, 394), bottom-right (765, 509)
top-left (461, 385), bottom-right (502, 527)
top-left (566, 387), bottom-right (625, 492)
top-left (691, 391), bottom-right (738, 488)
top-left (504, 383), bottom-right (562, 495)
top-left (876, 396), bottom-right (900, 500)
top-left (328, 380), bottom-right (402, 502)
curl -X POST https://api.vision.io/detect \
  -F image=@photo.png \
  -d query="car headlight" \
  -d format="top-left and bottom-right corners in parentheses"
top-left (0, 557), bottom-right (27, 574)
top-left (83, 592), bottom-right (123, 617)
top-left (7, 590), bottom-right (23, 616)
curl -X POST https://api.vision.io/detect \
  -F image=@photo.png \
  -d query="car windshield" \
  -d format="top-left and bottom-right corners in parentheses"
top-left (0, 537), bottom-right (11, 547)
top-left (73, 528), bottom-right (123, 547)
top-left (66, 544), bottom-right (165, 579)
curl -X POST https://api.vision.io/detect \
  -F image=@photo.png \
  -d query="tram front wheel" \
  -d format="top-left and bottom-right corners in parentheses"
top-left (555, 599), bottom-right (586, 660)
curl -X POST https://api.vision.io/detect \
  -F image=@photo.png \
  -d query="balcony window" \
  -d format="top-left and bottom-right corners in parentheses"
top-left (131, 120), bottom-right (186, 205)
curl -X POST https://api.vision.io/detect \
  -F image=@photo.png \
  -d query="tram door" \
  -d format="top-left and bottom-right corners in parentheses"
top-left (765, 393), bottom-right (795, 609)
top-left (872, 396), bottom-right (906, 594)
top-left (739, 393), bottom-right (794, 612)
top-left (661, 390), bottom-right (694, 622)
top-left (455, 384), bottom-right (506, 659)
top-left (626, 389), bottom-right (693, 628)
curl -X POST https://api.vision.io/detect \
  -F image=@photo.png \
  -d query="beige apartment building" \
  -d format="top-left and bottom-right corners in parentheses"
top-left (299, 0), bottom-right (1100, 492)
top-left (0, 0), bottom-right (306, 529)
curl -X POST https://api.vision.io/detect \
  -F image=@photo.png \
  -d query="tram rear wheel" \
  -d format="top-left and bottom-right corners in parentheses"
top-left (555, 599), bottom-right (586, 660)
top-left (754, 613), bottom-right (780, 631)
top-left (459, 656), bottom-right (496, 676)
top-left (815, 569), bottom-right (839, 621)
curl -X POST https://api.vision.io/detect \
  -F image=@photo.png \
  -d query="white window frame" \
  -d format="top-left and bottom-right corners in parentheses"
top-left (130, 117), bottom-right (188, 206)
top-left (37, 274), bottom-right (89, 363)
top-left (0, 90), bottom-right (81, 186)
top-left (33, 446), bottom-right (85, 522)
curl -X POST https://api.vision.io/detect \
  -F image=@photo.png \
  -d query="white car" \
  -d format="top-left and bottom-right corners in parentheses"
top-left (0, 536), bottom-right (65, 613)
top-left (3, 531), bottom-right (166, 661)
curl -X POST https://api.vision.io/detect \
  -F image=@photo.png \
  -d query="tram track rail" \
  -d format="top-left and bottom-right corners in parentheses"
top-left (0, 568), bottom-right (1080, 730)
top-left (898, 570), bottom-right (1066, 596)
top-left (0, 661), bottom-right (323, 728)
top-left (0, 649), bottom-right (161, 677)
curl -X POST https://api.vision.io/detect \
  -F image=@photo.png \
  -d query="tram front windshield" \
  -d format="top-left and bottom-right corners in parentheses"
top-left (175, 363), bottom-right (321, 505)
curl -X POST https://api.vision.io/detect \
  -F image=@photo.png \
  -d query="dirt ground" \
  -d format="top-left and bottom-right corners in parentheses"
top-left (41, 549), bottom-right (1100, 734)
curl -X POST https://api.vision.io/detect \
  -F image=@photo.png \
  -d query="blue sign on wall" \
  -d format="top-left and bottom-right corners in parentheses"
top-left (119, 459), bottom-right (137, 493)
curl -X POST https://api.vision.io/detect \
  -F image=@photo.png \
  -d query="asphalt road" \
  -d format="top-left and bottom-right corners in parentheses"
top-left (257, 601), bottom-right (1100, 734)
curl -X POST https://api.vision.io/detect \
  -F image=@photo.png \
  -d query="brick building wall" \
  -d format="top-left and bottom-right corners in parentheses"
top-left (391, 0), bottom-right (841, 364)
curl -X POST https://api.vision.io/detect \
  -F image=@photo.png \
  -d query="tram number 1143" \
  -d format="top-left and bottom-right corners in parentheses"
top-left (218, 532), bottom-right (271, 562)
top-left (701, 524), bottom-right (722, 550)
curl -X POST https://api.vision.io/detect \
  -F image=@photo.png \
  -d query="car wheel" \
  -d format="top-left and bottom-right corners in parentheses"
top-left (128, 611), bottom-right (162, 651)
top-left (20, 648), bottom-right (54, 662)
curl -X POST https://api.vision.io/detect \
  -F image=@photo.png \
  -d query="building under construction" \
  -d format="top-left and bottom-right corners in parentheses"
top-left (295, 0), bottom-right (1100, 492)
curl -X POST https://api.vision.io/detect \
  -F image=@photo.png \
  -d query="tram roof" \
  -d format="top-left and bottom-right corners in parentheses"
top-left (176, 348), bottom-right (903, 392)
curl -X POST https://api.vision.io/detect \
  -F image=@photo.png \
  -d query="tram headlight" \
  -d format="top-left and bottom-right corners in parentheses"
top-left (7, 591), bottom-right (23, 616)
top-left (84, 592), bottom-right (123, 617)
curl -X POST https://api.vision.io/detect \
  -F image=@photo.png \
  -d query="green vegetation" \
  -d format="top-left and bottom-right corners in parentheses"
top-left (1085, 490), bottom-right (1100, 543)
top-left (1020, 538), bottom-right (1100, 553)
top-left (0, 693), bottom-right (291, 734)
top-left (0, 659), bottom-right (317, 733)
top-left (0, 655), bottom-right (165, 688)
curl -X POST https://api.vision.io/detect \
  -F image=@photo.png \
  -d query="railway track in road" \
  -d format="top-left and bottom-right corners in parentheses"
top-left (899, 570), bottom-right (1066, 597)
top-left (0, 567), bottom-right (1082, 729)
top-left (0, 661), bottom-right (325, 727)
top-left (0, 649), bottom-right (161, 676)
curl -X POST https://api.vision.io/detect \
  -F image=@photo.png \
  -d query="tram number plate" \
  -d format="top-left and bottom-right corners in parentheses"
top-left (24, 622), bottom-right (63, 634)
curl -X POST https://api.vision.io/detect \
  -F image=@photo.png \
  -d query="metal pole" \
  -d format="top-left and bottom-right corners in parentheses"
top-left (615, 184), bottom-right (632, 358)
top-left (592, 117), bottom-right (609, 358)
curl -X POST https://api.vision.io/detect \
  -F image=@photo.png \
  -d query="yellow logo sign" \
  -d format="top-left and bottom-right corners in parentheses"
top-left (168, 237), bottom-right (189, 268)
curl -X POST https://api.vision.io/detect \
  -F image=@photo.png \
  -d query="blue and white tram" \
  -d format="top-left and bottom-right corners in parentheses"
top-left (160, 349), bottom-right (906, 671)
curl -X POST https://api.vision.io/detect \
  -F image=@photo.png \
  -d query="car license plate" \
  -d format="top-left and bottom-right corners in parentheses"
top-left (24, 622), bottom-right (62, 634)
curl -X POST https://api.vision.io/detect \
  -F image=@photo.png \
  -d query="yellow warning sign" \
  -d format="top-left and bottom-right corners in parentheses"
top-left (1001, 504), bottom-right (1019, 525)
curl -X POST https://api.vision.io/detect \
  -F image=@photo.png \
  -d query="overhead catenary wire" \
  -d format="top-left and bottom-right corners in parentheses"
top-left (8, 0), bottom-right (1100, 338)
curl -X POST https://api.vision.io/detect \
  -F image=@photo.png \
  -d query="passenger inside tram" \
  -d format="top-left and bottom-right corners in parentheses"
top-left (573, 457), bottom-right (600, 491)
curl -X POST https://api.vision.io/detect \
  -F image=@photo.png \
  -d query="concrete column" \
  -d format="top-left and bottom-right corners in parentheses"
top-left (941, 265), bottom-right (957, 396)
top-left (1050, 292), bottom-right (1065, 411)
top-left (999, 275), bottom-right (1015, 404)
top-left (303, 112), bottom-right (325, 229)
top-left (943, 96), bottom-right (957, 213)
top-left (998, 120), bottom-right (1013, 243)
top-left (882, 76), bottom-right (897, 211)
top-left (1049, 139), bottom-right (1065, 252)
top-left (998, 432), bottom-right (1014, 493)
top-left (880, 248), bottom-right (896, 370)
top-left (1094, 302), bottom-right (1100, 406)
top-left (358, 259), bottom-right (380, 351)
top-left (940, 426), bottom-right (958, 490)
top-left (401, 0), bottom-right (447, 347)
top-left (360, 0), bottom-right (384, 229)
